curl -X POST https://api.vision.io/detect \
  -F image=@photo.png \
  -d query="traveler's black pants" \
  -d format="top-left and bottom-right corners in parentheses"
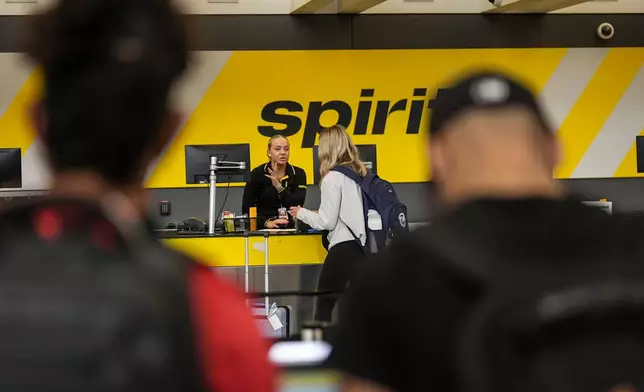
top-left (314, 240), bottom-right (365, 323)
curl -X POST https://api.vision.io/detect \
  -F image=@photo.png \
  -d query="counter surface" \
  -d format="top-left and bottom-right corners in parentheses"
top-left (156, 230), bottom-right (323, 239)
top-left (160, 230), bottom-right (327, 267)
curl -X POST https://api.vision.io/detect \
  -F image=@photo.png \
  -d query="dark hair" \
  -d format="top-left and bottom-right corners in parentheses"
top-left (28, 0), bottom-right (188, 184)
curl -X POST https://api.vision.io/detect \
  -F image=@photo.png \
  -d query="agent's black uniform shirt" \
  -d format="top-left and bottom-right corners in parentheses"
top-left (242, 163), bottom-right (307, 227)
top-left (328, 197), bottom-right (644, 392)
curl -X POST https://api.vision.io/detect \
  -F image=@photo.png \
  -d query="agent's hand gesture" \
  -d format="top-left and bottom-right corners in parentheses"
top-left (265, 165), bottom-right (283, 192)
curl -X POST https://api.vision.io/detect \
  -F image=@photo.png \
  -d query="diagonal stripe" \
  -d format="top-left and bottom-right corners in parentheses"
top-left (0, 54), bottom-right (31, 119)
top-left (573, 65), bottom-right (644, 178)
top-left (554, 48), bottom-right (644, 179)
top-left (0, 69), bottom-right (40, 152)
top-left (613, 128), bottom-right (644, 178)
top-left (538, 48), bottom-right (608, 132)
top-left (0, 66), bottom-right (44, 190)
top-left (145, 51), bottom-right (233, 186)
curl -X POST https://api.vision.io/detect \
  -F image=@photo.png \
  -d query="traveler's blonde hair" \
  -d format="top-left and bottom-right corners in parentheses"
top-left (318, 125), bottom-right (367, 179)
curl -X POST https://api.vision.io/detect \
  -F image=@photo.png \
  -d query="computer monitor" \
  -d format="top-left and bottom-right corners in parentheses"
top-left (637, 136), bottom-right (644, 173)
top-left (0, 148), bottom-right (22, 189)
top-left (312, 144), bottom-right (377, 184)
top-left (185, 144), bottom-right (251, 184)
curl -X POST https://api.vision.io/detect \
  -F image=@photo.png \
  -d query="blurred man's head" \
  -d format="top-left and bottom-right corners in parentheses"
top-left (429, 72), bottom-right (560, 205)
top-left (28, 0), bottom-right (188, 194)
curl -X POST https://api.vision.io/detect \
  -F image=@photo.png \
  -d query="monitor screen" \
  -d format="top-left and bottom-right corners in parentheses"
top-left (312, 145), bottom-right (377, 184)
top-left (0, 148), bottom-right (22, 189)
top-left (185, 144), bottom-right (251, 184)
top-left (637, 136), bottom-right (644, 173)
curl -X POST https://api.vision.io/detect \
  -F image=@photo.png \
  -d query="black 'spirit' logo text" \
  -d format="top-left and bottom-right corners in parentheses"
top-left (258, 88), bottom-right (446, 148)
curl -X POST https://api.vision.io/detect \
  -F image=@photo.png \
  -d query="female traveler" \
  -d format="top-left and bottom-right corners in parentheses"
top-left (242, 135), bottom-right (307, 229)
top-left (290, 125), bottom-right (367, 322)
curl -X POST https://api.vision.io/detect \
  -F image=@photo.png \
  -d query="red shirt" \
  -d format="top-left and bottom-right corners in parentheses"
top-left (189, 265), bottom-right (277, 392)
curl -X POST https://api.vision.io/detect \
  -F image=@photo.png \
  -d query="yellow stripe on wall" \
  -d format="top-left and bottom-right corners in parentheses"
top-left (555, 49), bottom-right (644, 179)
top-left (614, 128), bottom-right (644, 177)
top-left (0, 71), bottom-right (42, 153)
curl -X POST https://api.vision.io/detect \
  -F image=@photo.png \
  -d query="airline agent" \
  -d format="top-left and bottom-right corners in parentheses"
top-left (242, 135), bottom-right (308, 229)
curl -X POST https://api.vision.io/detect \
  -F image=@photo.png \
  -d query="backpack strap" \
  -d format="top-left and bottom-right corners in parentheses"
top-left (338, 216), bottom-right (367, 255)
top-left (331, 165), bottom-right (363, 183)
top-left (331, 166), bottom-right (369, 254)
top-left (331, 165), bottom-right (371, 210)
top-left (332, 166), bottom-right (378, 210)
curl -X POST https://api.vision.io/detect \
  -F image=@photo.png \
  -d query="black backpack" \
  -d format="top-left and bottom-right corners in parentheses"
top-left (0, 199), bottom-right (205, 392)
top-left (425, 220), bottom-right (644, 392)
top-left (331, 166), bottom-right (409, 253)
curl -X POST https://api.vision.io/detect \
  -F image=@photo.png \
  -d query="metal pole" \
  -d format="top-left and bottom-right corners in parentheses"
top-left (264, 233), bottom-right (270, 315)
top-left (244, 233), bottom-right (250, 293)
top-left (208, 155), bottom-right (218, 235)
top-left (244, 232), bottom-right (250, 307)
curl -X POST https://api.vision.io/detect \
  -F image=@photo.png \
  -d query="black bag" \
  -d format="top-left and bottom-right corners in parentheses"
top-left (331, 166), bottom-right (409, 253)
top-left (426, 225), bottom-right (644, 392)
top-left (0, 200), bottom-right (205, 392)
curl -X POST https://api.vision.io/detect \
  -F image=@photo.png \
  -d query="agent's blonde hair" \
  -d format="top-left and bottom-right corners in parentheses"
top-left (318, 125), bottom-right (367, 179)
top-left (268, 134), bottom-right (289, 149)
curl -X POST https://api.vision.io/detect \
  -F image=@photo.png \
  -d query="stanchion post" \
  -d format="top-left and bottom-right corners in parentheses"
top-left (207, 155), bottom-right (218, 235)
top-left (264, 232), bottom-right (269, 315)
top-left (244, 231), bottom-right (250, 307)
top-left (244, 231), bottom-right (250, 287)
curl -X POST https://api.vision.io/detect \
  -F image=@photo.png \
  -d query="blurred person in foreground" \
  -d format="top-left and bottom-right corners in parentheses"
top-left (0, 0), bottom-right (274, 391)
top-left (328, 72), bottom-right (644, 392)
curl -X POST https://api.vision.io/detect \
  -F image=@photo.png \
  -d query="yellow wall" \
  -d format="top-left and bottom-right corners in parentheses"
top-left (2, 48), bottom-right (644, 190)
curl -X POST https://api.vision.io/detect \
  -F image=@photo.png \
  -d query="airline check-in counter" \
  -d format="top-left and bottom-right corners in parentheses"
top-left (160, 230), bottom-right (326, 268)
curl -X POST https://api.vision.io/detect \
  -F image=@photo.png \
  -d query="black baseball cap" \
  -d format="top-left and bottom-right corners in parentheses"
top-left (429, 71), bottom-right (552, 136)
